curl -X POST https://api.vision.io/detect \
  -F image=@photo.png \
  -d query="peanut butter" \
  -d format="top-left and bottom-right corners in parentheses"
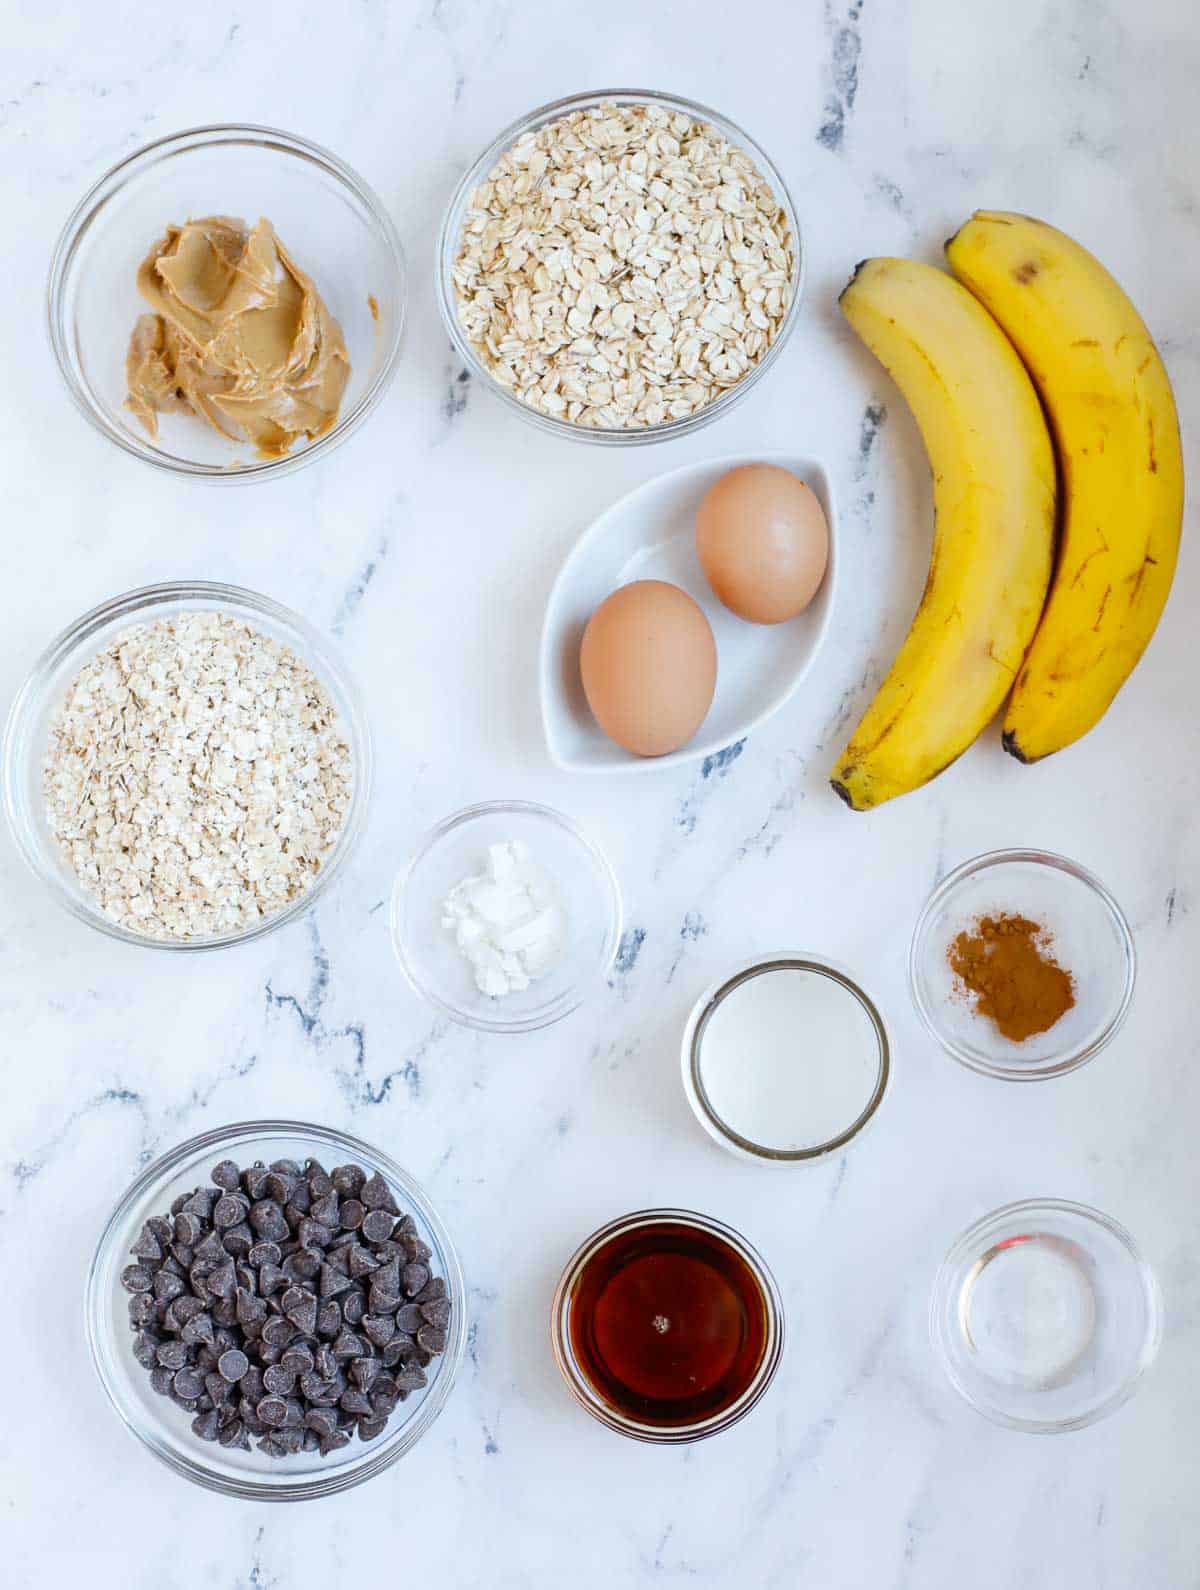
top-left (125, 216), bottom-right (350, 460)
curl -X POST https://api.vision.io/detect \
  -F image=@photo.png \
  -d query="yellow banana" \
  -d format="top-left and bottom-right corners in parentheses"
top-left (831, 258), bottom-right (1056, 811)
top-left (947, 211), bottom-right (1184, 763)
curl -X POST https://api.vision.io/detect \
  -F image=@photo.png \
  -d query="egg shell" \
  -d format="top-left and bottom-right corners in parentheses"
top-left (579, 580), bottom-right (718, 758)
top-left (695, 463), bottom-right (830, 625)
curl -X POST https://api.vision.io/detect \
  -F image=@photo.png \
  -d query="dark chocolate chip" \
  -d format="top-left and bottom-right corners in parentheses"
top-left (298, 1218), bottom-right (334, 1250)
top-left (218, 1346), bottom-right (252, 1385)
top-left (262, 1364), bottom-right (297, 1397)
top-left (421, 1298), bottom-right (452, 1329)
top-left (361, 1211), bottom-right (395, 1245)
top-left (360, 1174), bottom-right (398, 1214)
top-left (262, 1172), bottom-right (294, 1205)
top-left (221, 1224), bottom-right (254, 1258)
top-left (173, 1367), bottom-right (205, 1400)
top-left (349, 1357), bottom-right (379, 1393)
top-left (212, 1195), bottom-right (246, 1230)
top-left (281, 1342), bottom-right (314, 1376)
top-left (257, 1395), bottom-right (289, 1428)
top-left (339, 1198), bottom-right (365, 1232)
top-left (320, 1264), bottom-right (353, 1299)
top-left (132, 1333), bottom-right (160, 1370)
top-left (211, 1159), bottom-right (241, 1191)
top-left (281, 1290), bottom-right (317, 1337)
top-left (362, 1314), bottom-right (395, 1348)
top-left (130, 1228), bottom-right (163, 1264)
top-left (402, 1263), bottom-right (430, 1298)
top-left (305, 1405), bottom-right (339, 1437)
top-left (262, 1314), bottom-right (297, 1349)
top-left (156, 1340), bottom-right (189, 1370)
top-left (249, 1200), bottom-right (289, 1244)
top-left (258, 1262), bottom-right (287, 1296)
top-left (332, 1164), bottom-right (366, 1197)
top-left (395, 1304), bottom-right (425, 1334)
top-left (181, 1312), bottom-right (215, 1348)
top-left (346, 1244), bottom-right (376, 1280)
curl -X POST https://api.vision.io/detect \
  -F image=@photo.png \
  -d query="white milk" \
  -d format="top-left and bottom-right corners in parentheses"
top-left (698, 966), bottom-right (881, 1152)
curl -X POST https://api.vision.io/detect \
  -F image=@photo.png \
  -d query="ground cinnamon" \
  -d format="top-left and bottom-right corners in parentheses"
top-left (948, 913), bottom-right (1075, 1042)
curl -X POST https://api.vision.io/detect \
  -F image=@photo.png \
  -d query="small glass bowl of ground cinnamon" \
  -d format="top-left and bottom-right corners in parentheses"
top-left (909, 850), bottom-right (1136, 1081)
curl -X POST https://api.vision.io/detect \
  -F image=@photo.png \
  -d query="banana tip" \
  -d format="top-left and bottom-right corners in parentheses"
top-left (830, 776), bottom-right (861, 810)
top-left (1001, 728), bottom-right (1034, 764)
top-left (839, 259), bottom-right (870, 302)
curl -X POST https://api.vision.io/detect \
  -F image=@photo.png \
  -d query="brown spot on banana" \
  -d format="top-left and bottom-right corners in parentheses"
top-left (1128, 554), bottom-right (1159, 604)
top-left (1013, 260), bottom-right (1039, 283)
top-left (1069, 537), bottom-right (1110, 588)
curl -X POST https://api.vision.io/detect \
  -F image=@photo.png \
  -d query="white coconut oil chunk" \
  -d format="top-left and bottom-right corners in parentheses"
top-left (442, 840), bottom-right (567, 997)
top-left (697, 965), bottom-right (882, 1153)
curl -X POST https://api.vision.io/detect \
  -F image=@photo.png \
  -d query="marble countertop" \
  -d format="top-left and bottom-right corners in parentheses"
top-left (2, 1), bottom-right (1197, 1585)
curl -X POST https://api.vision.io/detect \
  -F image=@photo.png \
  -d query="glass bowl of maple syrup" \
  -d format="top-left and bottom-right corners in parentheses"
top-left (551, 1209), bottom-right (784, 1443)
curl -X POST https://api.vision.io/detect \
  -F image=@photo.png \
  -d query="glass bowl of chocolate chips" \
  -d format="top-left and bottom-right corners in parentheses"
top-left (87, 1120), bottom-right (465, 1500)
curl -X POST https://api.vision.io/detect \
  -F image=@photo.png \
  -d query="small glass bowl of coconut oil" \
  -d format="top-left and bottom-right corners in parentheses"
top-left (930, 1198), bottom-right (1161, 1432)
top-left (681, 954), bottom-right (890, 1163)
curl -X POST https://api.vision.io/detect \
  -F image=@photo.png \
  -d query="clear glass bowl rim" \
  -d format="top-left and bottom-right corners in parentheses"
top-left (47, 122), bottom-right (407, 482)
top-left (85, 1118), bottom-right (467, 1500)
top-left (436, 86), bottom-right (805, 446)
top-left (1, 578), bottom-right (373, 952)
top-left (929, 1195), bottom-right (1162, 1434)
top-left (682, 952), bottom-right (890, 1162)
top-left (390, 799), bottom-right (622, 1033)
top-left (908, 847), bottom-right (1137, 1081)
top-left (550, 1206), bottom-right (785, 1443)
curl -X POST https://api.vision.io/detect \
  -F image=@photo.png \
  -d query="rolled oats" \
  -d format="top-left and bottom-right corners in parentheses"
top-left (43, 612), bottom-right (354, 940)
top-left (452, 102), bottom-right (795, 429)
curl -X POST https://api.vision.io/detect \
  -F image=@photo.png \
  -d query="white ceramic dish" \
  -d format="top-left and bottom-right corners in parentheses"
top-left (539, 453), bottom-right (836, 773)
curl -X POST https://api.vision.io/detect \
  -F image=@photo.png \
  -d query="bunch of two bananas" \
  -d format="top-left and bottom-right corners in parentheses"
top-left (832, 211), bottom-right (1184, 812)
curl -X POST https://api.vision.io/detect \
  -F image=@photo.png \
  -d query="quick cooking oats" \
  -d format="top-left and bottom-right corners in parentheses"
top-left (43, 611), bottom-right (353, 939)
top-left (451, 101), bottom-right (795, 428)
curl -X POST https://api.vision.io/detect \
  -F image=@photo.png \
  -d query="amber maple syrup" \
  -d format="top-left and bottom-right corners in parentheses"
top-left (565, 1214), bottom-right (772, 1429)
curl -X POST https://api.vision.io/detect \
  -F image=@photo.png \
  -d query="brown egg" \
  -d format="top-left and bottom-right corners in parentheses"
top-left (580, 580), bottom-right (717, 758)
top-left (695, 464), bottom-right (829, 624)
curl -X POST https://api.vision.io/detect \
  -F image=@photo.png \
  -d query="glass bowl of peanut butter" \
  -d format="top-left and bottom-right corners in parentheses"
top-left (48, 125), bottom-right (405, 481)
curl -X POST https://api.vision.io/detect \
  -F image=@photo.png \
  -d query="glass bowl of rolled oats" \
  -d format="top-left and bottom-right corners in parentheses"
top-left (438, 89), bottom-right (803, 442)
top-left (2, 581), bottom-right (371, 950)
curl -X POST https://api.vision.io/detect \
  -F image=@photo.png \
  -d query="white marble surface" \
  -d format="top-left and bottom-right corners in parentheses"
top-left (2, 1), bottom-right (1198, 1584)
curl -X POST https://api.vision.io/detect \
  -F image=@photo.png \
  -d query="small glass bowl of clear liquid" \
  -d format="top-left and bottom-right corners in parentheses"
top-left (931, 1198), bottom-right (1161, 1432)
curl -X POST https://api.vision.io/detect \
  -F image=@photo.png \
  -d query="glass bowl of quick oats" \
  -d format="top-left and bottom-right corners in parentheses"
top-left (3, 581), bottom-right (372, 950)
